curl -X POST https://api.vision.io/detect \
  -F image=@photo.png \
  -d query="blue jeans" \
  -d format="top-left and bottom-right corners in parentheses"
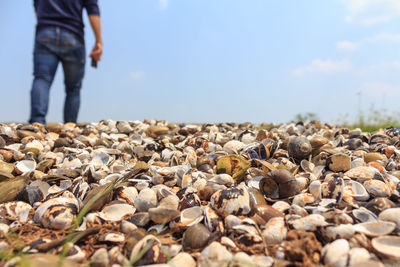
top-left (29, 26), bottom-right (85, 124)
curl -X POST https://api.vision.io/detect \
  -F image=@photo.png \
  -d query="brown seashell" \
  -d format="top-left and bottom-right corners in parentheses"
top-left (260, 169), bottom-right (299, 199)
top-left (288, 136), bottom-right (312, 160)
top-left (326, 153), bottom-right (351, 172)
top-left (252, 204), bottom-right (284, 225)
top-left (0, 177), bottom-right (28, 204)
top-left (183, 223), bottom-right (211, 250)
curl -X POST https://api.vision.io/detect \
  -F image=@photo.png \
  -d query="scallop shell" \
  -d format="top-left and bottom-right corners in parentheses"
top-left (353, 221), bottom-right (396, 237)
top-left (372, 236), bottom-right (400, 260)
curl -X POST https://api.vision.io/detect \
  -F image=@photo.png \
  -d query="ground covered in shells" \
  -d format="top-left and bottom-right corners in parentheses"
top-left (0, 120), bottom-right (400, 267)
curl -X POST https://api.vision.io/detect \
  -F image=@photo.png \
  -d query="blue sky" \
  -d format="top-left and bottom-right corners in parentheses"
top-left (1, 0), bottom-right (400, 124)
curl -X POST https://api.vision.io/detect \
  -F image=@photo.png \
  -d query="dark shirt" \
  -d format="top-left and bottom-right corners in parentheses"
top-left (34, 0), bottom-right (100, 42)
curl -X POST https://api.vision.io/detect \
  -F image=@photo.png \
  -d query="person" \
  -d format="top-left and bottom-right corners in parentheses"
top-left (29, 0), bottom-right (103, 124)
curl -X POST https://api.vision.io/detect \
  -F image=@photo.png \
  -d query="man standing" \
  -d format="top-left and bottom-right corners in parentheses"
top-left (29, 0), bottom-right (102, 124)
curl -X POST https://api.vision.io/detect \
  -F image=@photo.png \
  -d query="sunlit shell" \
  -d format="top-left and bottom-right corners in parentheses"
top-left (322, 239), bottom-right (349, 267)
top-left (210, 184), bottom-right (251, 217)
top-left (343, 180), bottom-right (369, 201)
top-left (216, 155), bottom-right (251, 182)
top-left (99, 203), bottom-right (136, 222)
top-left (352, 207), bottom-right (378, 223)
top-left (0, 201), bottom-right (32, 223)
top-left (378, 208), bottom-right (400, 229)
top-left (290, 214), bottom-right (328, 231)
top-left (262, 217), bottom-right (286, 244)
top-left (15, 160), bottom-right (37, 174)
top-left (354, 221), bottom-right (395, 237)
top-left (363, 179), bottom-right (391, 198)
top-left (180, 206), bottom-right (203, 226)
top-left (371, 236), bottom-right (400, 260)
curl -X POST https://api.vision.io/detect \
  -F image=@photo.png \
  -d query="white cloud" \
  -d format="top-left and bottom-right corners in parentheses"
top-left (341, 0), bottom-right (400, 25)
top-left (159, 0), bottom-right (168, 9)
top-left (130, 71), bottom-right (145, 80)
top-left (292, 59), bottom-right (352, 77)
top-left (361, 81), bottom-right (400, 97)
top-left (337, 33), bottom-right (400, 51)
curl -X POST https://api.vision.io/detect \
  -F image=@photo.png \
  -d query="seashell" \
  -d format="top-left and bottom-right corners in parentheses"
top-left (91, 248), bottom-right (109, 267)
top-left (63, 243), bottom-right (86, 263)
top-left (129, 212), bottom-right (150, 227)
top-left (169, 252), bottom-right (196, 267)
top-left (17, 184), bottom-right (44, 205)
top-left (99, 203), bottom-right (136, 222)
top-left (121, 220), bottom-right (137, 234)
top-left (371, 236), bottom-right (400, 260)
top-left (19, 253), bottom-right (79, 267)
top-left (203, 206), bottom-right (223, 232)
top-left (327, 153), bottom-right (351, 172)
top-left (15, 160), bottom-right (36, 174)
top-left (247, 187), bottom-right (267, 212)
top-left (180, 206), bottom-right (203, 226)
top-left (300, 159), bottom-right (314, 173)
top-left (344, 166), bottom-right (381, 182)
top-left (364, 152), bottom-right (386, 163)
top-left (363, 179), bottom-right (391, 198)
top-left (261, 217), bottom-right (287, 244)
top-left (290, 214), bottom-right (328, 231)
top-left (0, 160), bottom-right (15, 175)
top-left (158, 194), bottom-right (179, 210)
top-left (322, 239), bottom-right (349, 267)
top-left (0, 201), bottom-right (32, 223)
top-left (0, 223), bottom-right (9, 234)
top-left (289, 204), bottom-right (308, 217)
top-left (178, 192), bottom-right (201, 211)
top-left (288, 136), bottom-right (312, 160)
top-left (259, 169), bottom-right (299, 199)
top-left (365, 197), bottom-right (395, 215)
top-left (348, 247), bottom-right (371, 266)
top-left (309, 180), bottom-right (321, 200)
top-left (98, 232), bottom-right (125, 243)
top-left (325, 224), bottom-right (355, 240)
top-left (129, 234), bottom-right (167, 265)
top-left (134, 188), bottom-right (157, 212)
top-left (41, 205), bottom-right (75, 230)
top-left (321, 174), bottom-right (344, 203)
top-left (343, 180), bottom-right (369, 201)
top-left (223, 140), bottom-right (246, 154)
top-left (271, 201), bottom-right (291, 213)
top-left (292, 193), bottom-right (315, 207)
top-left (148, 207), bottom-right (180, 224)
top-left (378, 208), bottom-right (400, 229)
top-left (352, 207), bottom-right (378, 223)
top-left (208, 173), bottom-right (234, 186)
top-left (354, 221), bottom-right (396, 237)
top-left (116, 120), bottom-right (133, 133)
top-left (81, 184), bottom-right (113, 212)
top-left (183, 223), bottom-right (211, 250)
top-left (251, 204), bottom-right (284, 225)
top-left (216, 155), bottom-right (250, 182)
top-left (210, 184), bottom-right (251, 217)
top-left (197, 242), bottom-right (233, 267)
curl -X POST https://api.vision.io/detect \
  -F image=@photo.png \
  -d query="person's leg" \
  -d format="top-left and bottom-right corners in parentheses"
top-left (29, 28), bottom-right (59, 124)
top-left (59, 30), bottom-right (86, 123)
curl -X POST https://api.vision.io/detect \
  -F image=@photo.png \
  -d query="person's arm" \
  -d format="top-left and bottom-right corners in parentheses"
top-left (88, 15), bottom-right (103, 62)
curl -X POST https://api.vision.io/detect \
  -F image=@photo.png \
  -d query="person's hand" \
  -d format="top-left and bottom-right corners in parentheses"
top-left (90, 42), bottom-right (103, 62)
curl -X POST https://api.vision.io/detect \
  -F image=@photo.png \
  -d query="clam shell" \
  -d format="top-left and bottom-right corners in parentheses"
top-left (363, 179), bottom-right (391, 198)
top-left (354, 221), bottom-right (396, 237)
top-left (378, 208), bottom-right (400, 229)
top-left (0, 201), bottom-right (32, 223)
top-left (99, 203), bottom-right (136, 222)
top-left (15, 160), bottom-right (36, 174)
top-left (343, 180), bottom-right (369, 201)
top-left (210, 184), bottom-right (250, 217)
top-left (180, 206), bottom-right (203, 226)
top-left (134, 188), bottom-right (157, 212)
top-left (322, 239), bottom-right (349, 267)
top-left (372, 236), bottom-right (400, 260)
top-left (352, 207), bottom-right (378, 223)
top-left (291, 214), bottom-right (328, 231)
top-left (261, 217), bottom-right (287, 244)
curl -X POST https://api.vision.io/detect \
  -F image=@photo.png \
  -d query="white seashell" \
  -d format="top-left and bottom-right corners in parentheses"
top-left (99, 203), bottom-right (136, 222)
top-left (348, 247), bottom-right (370, 266)
top-left (197, 242), bottom-right (233, 267)
top-left (371, 236), bottom-right (400, 260)
top-left (225, 215), bottom-right (242, 230)
top-left (291, 214), bottom-right (328, 231)
top-left (309, 180), bottom-right (321, 200)
top-left (0, 201), bottom-right (32, 223)
top-left (115, 186), bottom-right (138, 205)
top-left (158, 194), bottom-right (179, 210)
top-left (108, 246), bottom-right (129, 265)
top-left (65, 243), bottom-right (86, 263)
top-left (343, 180), bottom-right (369, 201)
top-left (120, 220), bottom-right (137, 234)
top-left (62, 158), bottom-right (82, 169)
top-left (208, 174), bottom-right (234, 186)
top-left (180, 206), bottom-right (203, 226)
top-left (210, 184), bottom-right (250, 217)
top-left (322, 239), bottom-right (349, 267)
top-left (289, 204), bottom-right (308, 217)
top-left (292, 193), bottom-right (315, 207)
top-left (148, 224), bottom-right (168, 234)
top-left (41, 205), bottom-right (75, 229)
top-left (296, 177), bottom-right (309, 191)
top-left (169, 252), bottom-right (196, 267)
top-left (262, 217), bottom-right (287, 244)
top-left (354, 221), bottom-right (396, 237)
top-left (363, 179), bottom-right (391, 198)
top-left (251, 255), bottom-right (274, 267)
top-left (271, 201), bottom-right (291, 213)
top-left (91, 150), bottom-right (113, 168)
top-left (134, 188), bottom-right (157, 212)
top-left (15, 160), bottom-right (36, 174)
top-left (325, 224), bottom-right (355, 240)
top-left (220, 236), bottom-right (237, 249)
top-left (102, 233), bottom-right (125, 243)
top-left (91, 248), bottom-right (109, 267)
top-left (223, 140), bottom-right (245, 154)
top-left (378, 208), bottom-right (400, 230)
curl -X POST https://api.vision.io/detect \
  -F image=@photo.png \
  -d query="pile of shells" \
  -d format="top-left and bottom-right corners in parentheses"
top-left (0, 120), bottom-right (400, 266)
